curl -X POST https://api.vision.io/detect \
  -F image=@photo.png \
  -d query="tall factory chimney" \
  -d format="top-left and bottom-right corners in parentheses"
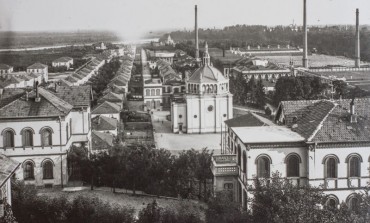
top-left (302, 0), bottom-right (308, 68)
top-left (195, 5), bottom-right (200, 61)
top-left (355, 8), bottom-right (360, 68)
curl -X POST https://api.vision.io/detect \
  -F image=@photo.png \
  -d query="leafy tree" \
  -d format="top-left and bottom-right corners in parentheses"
top-left (206, 191), bottom-right (250, 223)
top-left (255, 78), bottom-right (266, 108)
top-left (137, 200), bottom-right (202, 223)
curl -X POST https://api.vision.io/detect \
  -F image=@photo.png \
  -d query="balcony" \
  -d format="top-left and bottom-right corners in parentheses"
top-left (211, 154), bottom-right (239, 177)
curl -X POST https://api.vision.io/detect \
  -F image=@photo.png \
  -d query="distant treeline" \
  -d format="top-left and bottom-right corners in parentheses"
top-left (0, 30), bottom-right (120, 49)
top-left (170, 25), bottom-right (370, 62)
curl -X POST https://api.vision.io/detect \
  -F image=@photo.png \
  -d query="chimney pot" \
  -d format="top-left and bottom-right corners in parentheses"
top-left (35, 81), bottom-right (40, 102)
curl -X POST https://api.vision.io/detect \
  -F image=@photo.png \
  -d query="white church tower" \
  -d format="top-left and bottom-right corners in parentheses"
top-left (171, 42), bottom-right (233, 133)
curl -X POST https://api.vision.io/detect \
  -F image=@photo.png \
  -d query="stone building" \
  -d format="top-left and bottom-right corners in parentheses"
top-left (171, 43), bottom-right (233, 133)
top-left (0, 85), bottom-right (92, 188)
top-left (212, 98), bottom-right (370, 209)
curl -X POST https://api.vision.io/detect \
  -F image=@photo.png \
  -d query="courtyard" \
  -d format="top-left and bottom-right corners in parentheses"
top-left (151, 111), bottom-right (223, 155)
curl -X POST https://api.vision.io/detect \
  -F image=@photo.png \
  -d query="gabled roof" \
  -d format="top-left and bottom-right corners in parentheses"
top-left (0, 88), bottom-right (26, 108)
top-left (92, 115), bottom-right (118, 131)
top-left (92, 131), bottom-right (114, 151)
top-left (98, 92), bottom-right (123, 103)
top-left (0, 154), bottom-right (20, 187)
top-left (0, 63), bottom-right (13, 70)
top-left (291, 101), bottom-right (336, 140)
top-left (27, 62), bottom-right (48, 69)
top-left (92, 101), bottom-right (121, 114)
top-left (277, 98), bottom-right (370, 142)
top-left (53, 57), bottom-right (73, 63)
top-left (0, 87), bottom-right (73, 118)
top-left (48, 85), bottom-right (91, 107)
top-left (225, 112), bottom-right (267, 127)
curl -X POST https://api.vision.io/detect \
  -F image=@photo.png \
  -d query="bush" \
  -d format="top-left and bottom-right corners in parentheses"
top-left (137, 200), bottom-right (202, 223)
top-left (11, 181), bottom-right (135, 223)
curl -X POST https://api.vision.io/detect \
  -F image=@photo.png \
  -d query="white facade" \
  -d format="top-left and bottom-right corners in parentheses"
top-left (212, 98), bottom-right (370, 208)
top-left (171, 43), bottom-right (233, 133)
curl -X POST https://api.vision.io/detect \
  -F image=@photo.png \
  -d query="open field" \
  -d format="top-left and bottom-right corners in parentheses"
top-left (38, 188), bottom-right (206, 219)
top-left (259, 54), bottom-right (369, 68)
top-left (0, 46), bottom-right (96, 69)
top-left (0, 31), bottom-right (120, 49)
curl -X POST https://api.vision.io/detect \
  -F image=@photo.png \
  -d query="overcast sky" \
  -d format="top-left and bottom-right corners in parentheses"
top-left (0, 0), bottom-right (369, 40)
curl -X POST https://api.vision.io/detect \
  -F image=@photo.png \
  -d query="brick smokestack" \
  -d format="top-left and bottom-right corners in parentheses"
top-left (302, 0), bottom-right (308, 68)
top-left (195, 5), bottom-right (200, 61)
top-left (355, 8), bottom-right (360, 68)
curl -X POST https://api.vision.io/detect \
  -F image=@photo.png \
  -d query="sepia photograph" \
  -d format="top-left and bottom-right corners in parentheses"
top-left (1, 0), bottom-right (370, 222)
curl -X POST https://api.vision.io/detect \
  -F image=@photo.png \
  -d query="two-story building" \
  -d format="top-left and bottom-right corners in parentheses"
top-left (212, 98), bottom-right (370, 210)
top-left (27, 62), bottom-right (48, 83)
top-left (0, 85), bottom-right (92, 188)
top-left (0, 64), bottom-right (13, 75)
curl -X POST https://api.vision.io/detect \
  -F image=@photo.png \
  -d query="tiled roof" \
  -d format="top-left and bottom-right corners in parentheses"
top-left (0, 88), bottom-right (26, 108)
top-left (65, 75), bottom-right (79, 83)
top-left (27, 62), bottom-right (48, 69)
top-left (98, 92), bottom-right (123, 103)
top-left (48, 85), bottom-right (91, 107)
top-left (279, 98), bottom-right (370, 142)
top-left (0, 87), bottom-right (73, 118)
top-left (291, 101), bottom-right (336, 140)
top-left (53, 57), bottom-right (73, 63)
top-left (92, 131), bottom-right (114, 151)
top-left (225, 112), bottom-right (267, 127)
top-left (92, 101), bottom-right (121, 114)
top-left (0, 63), bottom-right (13, 70)
top-left (0, 154), bottom-right (20, 187)
top-left (92, 115), bottom-right (118, 131)
top-left (189, 65), bottom-right (226, 84)
top-left (312, 99), bottom-right (370, 142)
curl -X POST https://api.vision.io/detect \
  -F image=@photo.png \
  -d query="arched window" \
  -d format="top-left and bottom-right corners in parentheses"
top-left (151, 89), bottom-right (155, 96)
top-left (242, 151), bottom-right (247, 173)
top-left (347, 154), bottom-right (362, 177)
top-left (237, 145), bottom-right (241, 166)
top-left (256, 155), bottom-right (271, 178)
top-left (22, 128), bottom-right (33, 147)
top-left (146, 89), bottom-right (150, 96)
top-left (23, 161), bottom-right (34, 180)
top-left (326, 197), bottom-right (338, 209)
top-left (43, 160), bottom-right (54, 179)
top-left (41, 128), bottom-right (53, 146)
top-left (347, 195), bottom-right (360, 212)
top-left (3, 129), bottom-right (15, 147)
top-left (286, 154), bottom-right (301, 177)
top-left (156, 89), bottom-right (160, 96)
top-left (325, 156), bottom-right (338, 178)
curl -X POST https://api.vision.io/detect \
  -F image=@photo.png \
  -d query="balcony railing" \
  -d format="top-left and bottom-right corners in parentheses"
top-left (212, 154), bottom-right (237, 164)
top-left (211, 154), bottom-right (238, 176)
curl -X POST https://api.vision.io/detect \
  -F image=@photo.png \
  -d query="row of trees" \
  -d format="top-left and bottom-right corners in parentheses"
top-left (8, 181), bottom-right (202, 223)
top-left (70, 146), bottom-right (214, 200)
top-left (90, 58), bottom-right (122, 105)
top-left (229, 75), bottom-right (266, 108)
top-left (171, 25), bottom-right (370, 62)
top-left (273, 76), bottom-right (370, 106)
